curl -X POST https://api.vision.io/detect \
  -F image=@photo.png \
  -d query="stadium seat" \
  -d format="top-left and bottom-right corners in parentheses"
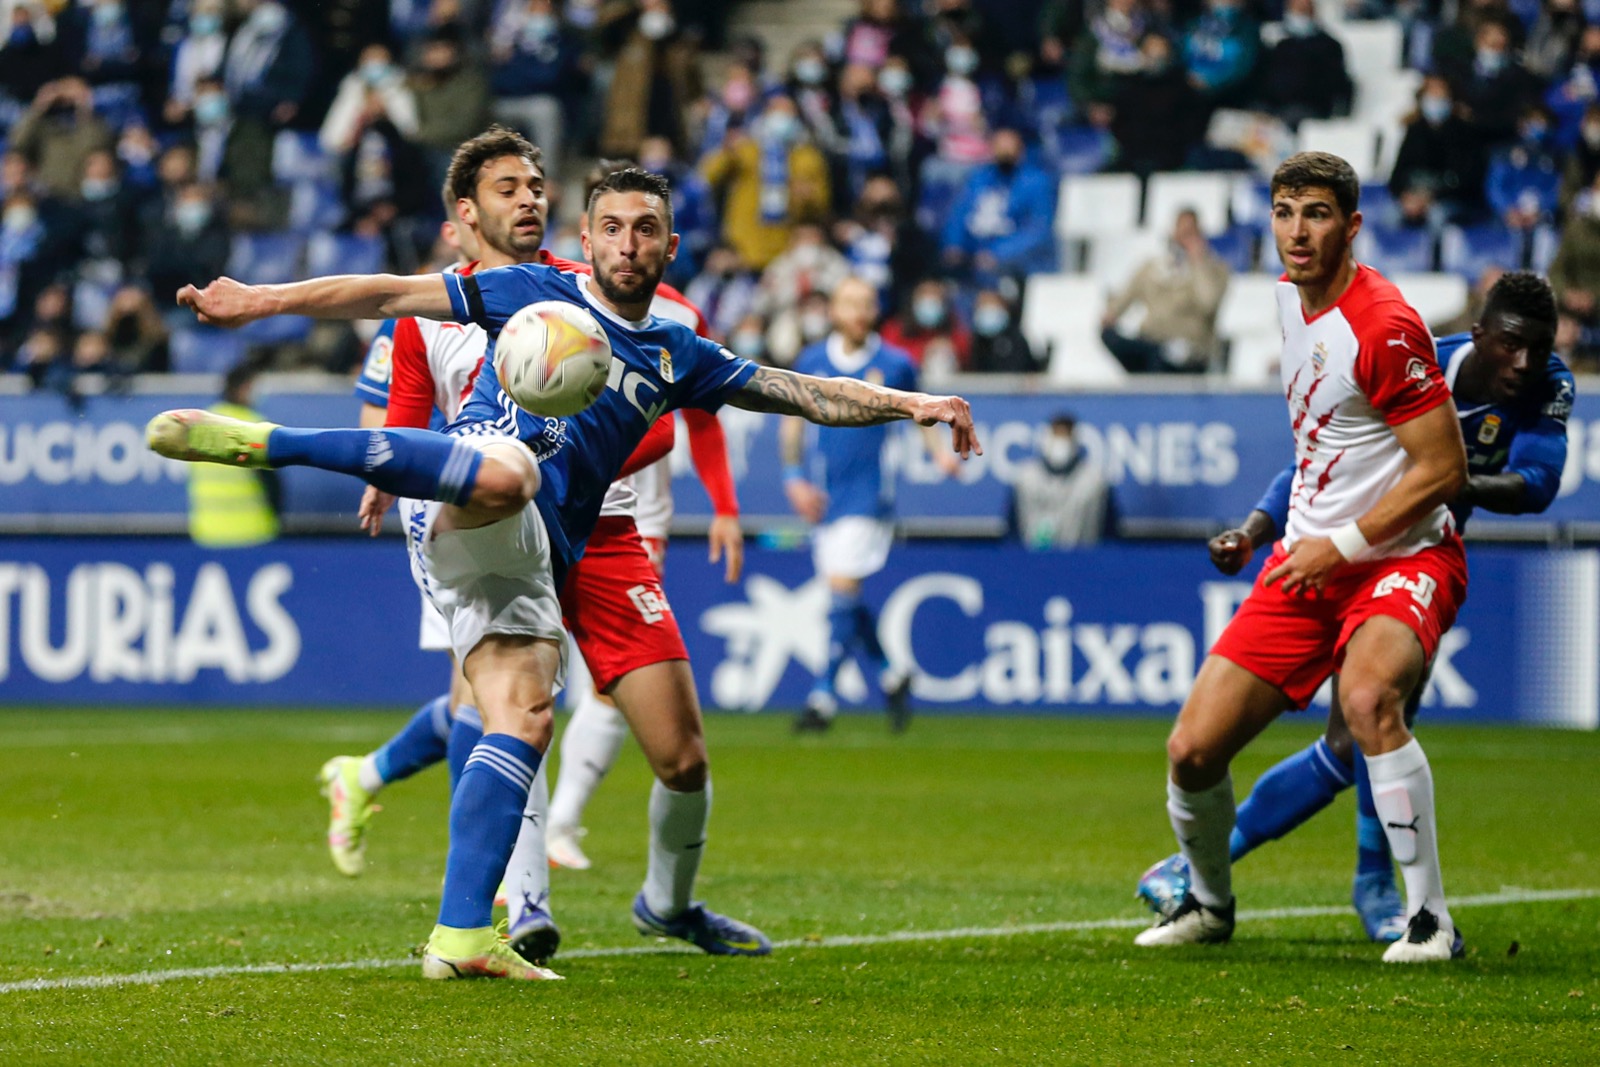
top-left (1020, 273), bottom-right (1129, 385)
top-left (1297, 118), bottom-right (1383, 182)
top-left (1439, 222), bottom-right (1525, 281)
top-left (1057, 173), bottom-right (1142, 271)
top-left (1230, 175), bottom-right (1272, 235)
top-left (306, 232), bottom-right (386, 278)
top-left (227, 232), bottom-right (307, 285)
top-left (1530, 224), bottom-right (1560, 274)
top-left (272, 130), bottom-right (333, 184)
top-left (288, 179), bottom-right (346, 234)
top-left (1144, 171), bottom-right (1235, 236)
top-left (170, 325), bottom-right (248, 374)
top-left (1390, 272), bottom-right (1470, 329)
top-left (1208, 224), bottom-right (1259, 272)
top-left (1052, 125), bottom-right (1115, 176)
top-left (1215, 273), bottom-right (1284, 384)
top-left (1360, 182), bottom-right (1398, 226)
top-left (1084, 228), bottom-right (1164, 291)
top-left (1328, 21), bottom-right (1407, 123)
top-left (1357, 222), bottom-right (1437, 274)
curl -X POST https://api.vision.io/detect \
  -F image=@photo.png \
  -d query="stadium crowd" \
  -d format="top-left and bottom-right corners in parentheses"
top-left (4, 0), bottom-right (1600, 390)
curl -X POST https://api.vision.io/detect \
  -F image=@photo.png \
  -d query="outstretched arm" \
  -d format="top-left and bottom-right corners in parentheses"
top-left (726, 366), bottom-right (981, 458)
top-left (177, 273), bottom-right (455, 328)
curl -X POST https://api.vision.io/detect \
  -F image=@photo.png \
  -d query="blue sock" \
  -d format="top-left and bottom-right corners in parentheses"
top-left (851, 602), bottom-right (889, 673)
top-left (815, 591), bottom-right (856, 698)
top-left (437, 732), bottom-right (540, 930)
top-left (1353, 750), bottom-right (1395, 878)
top-left (265, 427), bottom-right (483, 505)
top-left (1229, 738), bottom-right (1355, 861)
top-left (372, 694), bottom-right (451, 785)
top-left (446, 704), bottom-right (483, 796)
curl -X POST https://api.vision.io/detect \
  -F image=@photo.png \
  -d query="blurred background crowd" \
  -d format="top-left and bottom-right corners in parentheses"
top-left (4, 0), bottom-right (1600, 394)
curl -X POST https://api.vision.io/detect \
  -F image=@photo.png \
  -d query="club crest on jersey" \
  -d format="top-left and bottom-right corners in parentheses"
top-left (1311, 342), bottom-right (1328, 374)
top-left (1477, 414), bottom-right (1502, 445)
top-left (658, 346), bottom-right (675, 384)
top-left (1405, 357), bottom-right (1433, 391)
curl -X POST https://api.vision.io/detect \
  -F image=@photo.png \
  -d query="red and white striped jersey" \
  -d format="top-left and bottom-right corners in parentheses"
top-left (1276, 264), bottom-right (1453, 559)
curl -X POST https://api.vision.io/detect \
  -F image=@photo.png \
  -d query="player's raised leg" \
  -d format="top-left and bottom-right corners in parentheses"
top-left (1135, 655), bottom-right (1289, 947)
top-left (547, 686), bottom-right (630, 870)
top-left (612, 661), bottom-right (771, 955)
top-left (1337, 616), bottom-right (1460, 963)
top-left (319, 693), bottom-right (452, 876)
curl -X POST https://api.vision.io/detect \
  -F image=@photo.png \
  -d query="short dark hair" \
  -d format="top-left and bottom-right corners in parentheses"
top-left (1270, 151), bottom-right (1360, 218)
top-left (445, 126), bottom-right (543, 206)
top-left (1482, 270), bottom-right (1557, 329)
top-left (584, 158), bottom-right (636, 204)
top-left (1049, 412), bottom-right (1076, 432)
top-left (586, 166), bottom-right (675, 232)
top-left (222, 359), bottom-right (261, 404)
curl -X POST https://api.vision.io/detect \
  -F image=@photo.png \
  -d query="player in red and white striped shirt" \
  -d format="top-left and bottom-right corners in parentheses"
top-left (1135, 152), bottom-right (1470, 963)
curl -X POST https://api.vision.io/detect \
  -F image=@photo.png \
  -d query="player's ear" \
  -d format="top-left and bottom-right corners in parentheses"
top-left (580, 226), bottom-right (592, 262)
top-left (456, 197), bottom-right (476, 228)
top-left (1346, 208), bottom-right (1362, 246)
top-left (666, 232), bottom-right (680, 263)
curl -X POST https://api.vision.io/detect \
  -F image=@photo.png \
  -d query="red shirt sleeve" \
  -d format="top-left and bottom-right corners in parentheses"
top-left (1351, 302), bottom-right (1449, 426)
top-left (682, 407), bottom-right (739, 516)
top-left (618, 414), bottom-right (676, 477)
top-left (384, 318), bottom-right (435, 429)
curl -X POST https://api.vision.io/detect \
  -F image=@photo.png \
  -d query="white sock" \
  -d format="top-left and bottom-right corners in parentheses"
top-left (504, 762), bottom-right (552, 926)
top-left (1168, 776), bottom-right (1235, 910)
top-left (548, 689), bottom-right (628, 833)
top-left (643, 778), bottom-right (710, 918)
top-left (357, 754), bottom-right (384, 794)
top-left (1365, 738), bottom-right (1450, 929)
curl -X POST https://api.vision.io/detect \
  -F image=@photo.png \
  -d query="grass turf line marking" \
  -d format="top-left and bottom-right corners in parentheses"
top-left (3, 886), bottom-right (1595, 995)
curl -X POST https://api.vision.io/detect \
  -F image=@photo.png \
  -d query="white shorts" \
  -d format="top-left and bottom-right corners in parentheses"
top-left (418, 594), bottom-right (451, 652)
top-left (812, 515), bottom-right (895, 581)
top-left (401, 435), bottom-right (567, 680)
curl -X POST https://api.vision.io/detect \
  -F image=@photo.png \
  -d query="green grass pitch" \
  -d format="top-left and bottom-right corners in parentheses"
top-left (1, 710), bottom-right (1596, 1065)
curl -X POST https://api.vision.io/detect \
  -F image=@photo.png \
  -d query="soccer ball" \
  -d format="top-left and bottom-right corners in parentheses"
top-left (493, 300), bottom-right (613, 417)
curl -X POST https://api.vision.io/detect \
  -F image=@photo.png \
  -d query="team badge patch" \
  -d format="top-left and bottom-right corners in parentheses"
top-left (1311, 342), bottom-right (1328, 374)
top-left (658, 347), bottom-right (675, 384)
top-left (1405, 357), bottom-right (1432, 390)
top-left (1477, 414), bottom-right (1501, 445)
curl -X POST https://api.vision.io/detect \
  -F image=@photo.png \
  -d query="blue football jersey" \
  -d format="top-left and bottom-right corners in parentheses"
top-left (792, 335), bottom-right (919, 520)
top-left (1255, 332), bottom-right (1574, 530)
top-left (353, 319), bottom-right (397, 406)
top-left (441, 263), bottom-right (758, 567)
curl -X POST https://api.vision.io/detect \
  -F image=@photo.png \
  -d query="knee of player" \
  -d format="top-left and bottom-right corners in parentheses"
top-left (471, 455), bottom-right (538, 513)
top-left (1336, 679), bottom-right (1405, 734)
top-left (1165, 728), bottom-right (1225, 780)
top-left (655, 750), bottom-right (708, 793)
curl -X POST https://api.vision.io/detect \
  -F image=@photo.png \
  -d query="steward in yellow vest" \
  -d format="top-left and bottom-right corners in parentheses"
top-left (188, 364), bottom-right (281, 547)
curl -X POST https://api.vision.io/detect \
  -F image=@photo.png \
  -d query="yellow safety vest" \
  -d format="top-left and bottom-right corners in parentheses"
top-left (188, 402), bottom-right (281, 548)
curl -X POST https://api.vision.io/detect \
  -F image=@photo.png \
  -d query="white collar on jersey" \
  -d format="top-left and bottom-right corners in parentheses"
top-left (1443, 339), bottom-right (1496, 417)
top-left (826, 331), bottom-right (880, 375)
top-left (579, 274), bottom-right (654, 332)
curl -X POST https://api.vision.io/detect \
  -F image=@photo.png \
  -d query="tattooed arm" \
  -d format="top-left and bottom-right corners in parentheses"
top-left (728, 366), bottom-right (983, 458)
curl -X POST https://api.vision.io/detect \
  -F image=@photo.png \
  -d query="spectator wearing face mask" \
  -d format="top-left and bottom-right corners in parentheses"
top-left (872, 55), bottom-right (922, 189)
top-left (11, 78), bottom-right (113, 201)
top-left (1446, 19), bottom-right (1539, 149)
top-left (1486, 105), bottom-right (1562, 232)
top-left (765, 288), bottom-right (834, 366)
top-left (1182, 0), bottom-right (1259, 113)
top-left (968, 287), bottom-right (1042, 374)
top-left (410, 29), bottom-right (491, 191)
top-left (0, 2), bottom-right (64, 112)
top-left (320, 43), bottom-right (419, 155)
top-left (69, 147), bottom-right (138, 267)
top-left (165, 0), bottom-right (228, 126)
top-left (700, 60), bottom-right (765, 155)
top-left (144, 182), bottom-right (230, 314)
top-left (757, 221), bottom-right (852, 324)
top-left (685, 242), bottom-right (760, 340)
top-left (1070, 0), bottom-right (1149, 125)
top-left (725, 310), bottom-right (771, 364)
top-left (940, 127), bottom-right (1056, 282)
top-left (1547, 24), bottom-right (1600, 150)
top-left (1100, 208), bottom-right (1229, 374)
top-left (489, 0), bottom-right (586, 181)
top-left (1525, 0), bottom-right (1584, 79)
top-left (701, 94), bottom-right (832, 270)
top-left (104, 284), bottom-right (170, 374)
top-left (833, 174), bottom-right (932, 315)
top-left (61, 0), bottom-right (158, 99)
top-left (0, 188), bottom-right (51, 333)
top-left (922, 30), bottom-right (989, 166)
top-left (832, 0), bottom-right (932, 83)
top-left (881, 278), bottom-right (970, 369)
top-left (1260, 0), bottom-right (1351, 128)
top-left (1010, 413), bottom-right (1114, 549)
top-left (1389, 75), bottom-right (1489, 224)
top-left (786, 40), bottom-right (836, 142)
top-left (1108, 33), bottom-right (1202, 177)
top-left (598, 0), bottom-right (703, 158)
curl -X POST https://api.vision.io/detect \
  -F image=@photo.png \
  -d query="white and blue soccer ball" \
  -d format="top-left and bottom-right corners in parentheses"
top-left (493, 300), bottom-right (612, 417)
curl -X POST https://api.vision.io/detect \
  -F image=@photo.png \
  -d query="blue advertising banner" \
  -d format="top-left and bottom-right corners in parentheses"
top-left (2, 538), bottom-right (1593, 728)
top-left (5, 386), bottom-right (1600, 533)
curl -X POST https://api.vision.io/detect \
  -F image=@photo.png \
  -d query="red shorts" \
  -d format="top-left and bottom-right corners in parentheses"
top-left (1211, 535), bottom-right (1469, 708)
top-left (560, 516), bottom-right (688, 692)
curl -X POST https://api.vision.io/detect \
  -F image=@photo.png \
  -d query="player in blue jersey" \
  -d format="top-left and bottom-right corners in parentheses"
top-left (1136, 270), bottom-right (1571, 940)
top-left (153, 166), bottom-right (981, 981)
top-left (786, 276), bottom-right (961, 734)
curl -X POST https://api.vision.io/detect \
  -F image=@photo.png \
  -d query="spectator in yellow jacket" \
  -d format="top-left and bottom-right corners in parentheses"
top-left (701, 94), bottom-right (831, 270)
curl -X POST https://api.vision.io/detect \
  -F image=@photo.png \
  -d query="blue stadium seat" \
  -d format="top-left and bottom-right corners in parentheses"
top-left (226, 232), bottom-right (306, 285)
top-left (306, 232), bottom-right (386, 278)
top-left (1359, 183), bottom-right (1398, 227)
top-left (1209, 225), bottom-right (1258, 272)
top-left (1230, 176), bottom-right (1272, 236)
top-left (288, 179), bottom-right (346, 234)
top-left (237, 315), bottom-right (313, 346)
top-left (170, 325), bottom-right (248, 374)
top-left (1361, 222), bottom-right (1438, 274)
top-left (1530, 224), bottom-right (1560, 274)
top-left (915, 157), bottom-right (974, 234)
top-left (1439, 222), bottom-right (1526, 281)
top-left (1051, 125), bottom-right (1113, 176)
top-left (272, 131), bottom-right (333, 184)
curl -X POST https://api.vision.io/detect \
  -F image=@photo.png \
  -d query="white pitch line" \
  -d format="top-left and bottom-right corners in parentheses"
top-left (3, 885), bottom-right (1595, 995)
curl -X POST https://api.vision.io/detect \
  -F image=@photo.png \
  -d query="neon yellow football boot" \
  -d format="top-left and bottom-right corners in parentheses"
top-left (146, 409), bottom-right (277, 467)
top-left (421, 922), bottom-right (564, 981)
top-left (318, 756), bottom-right (376, 878)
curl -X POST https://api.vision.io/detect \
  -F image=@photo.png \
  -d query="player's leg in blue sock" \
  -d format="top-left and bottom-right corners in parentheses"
top-left (813, 590), bottom-right (857, 703)
top-left (1354, 750), bottom-right (1395, 877)
top-left (265, 427), bottom-right (485, 505)
top-left (364, 694), bottom-right (451, 790)
top-left (1228, 737), bottom-right (1354, 860)
top-left (438, 732), bottom-right (541, 930)
top-left (447, 704), bottom-right (484, 796)
top-left (851, 601), bottom-right (888, 674)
